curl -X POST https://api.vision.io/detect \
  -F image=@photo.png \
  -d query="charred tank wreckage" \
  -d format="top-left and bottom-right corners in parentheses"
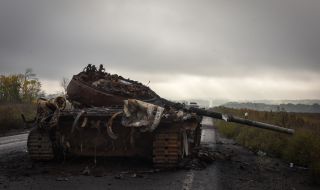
top-left (24, 64), bottom-right (294, 168)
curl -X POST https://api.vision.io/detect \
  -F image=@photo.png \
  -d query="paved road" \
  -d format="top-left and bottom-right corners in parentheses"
top-left (0, 133), bottom-right (28, 155)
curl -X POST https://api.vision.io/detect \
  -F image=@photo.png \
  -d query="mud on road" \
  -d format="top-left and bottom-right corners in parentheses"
top-left (0, 122), bottom-right (318, 190)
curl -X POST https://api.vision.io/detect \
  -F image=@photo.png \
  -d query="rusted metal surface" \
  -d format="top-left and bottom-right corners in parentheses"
top-left (152, 121), bottom-right (200, 167)
top-left (58, 108), bottom-right (151, 158)
top-left (61, 106), bottom-right (199, 157)
top-left (27, 97), bottom-right (200, 165)
top-left (27, 129), bottom-right (54, 160)
top-left (153, 131), bottom-right (181, 168)
top-left (67, 64), bottom-right (164, 107)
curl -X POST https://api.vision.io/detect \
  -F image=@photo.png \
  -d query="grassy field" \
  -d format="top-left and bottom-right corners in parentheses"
top-left (212, 107), bottom-right (320, 182)
top-left (0, 103), bottom-right (37, 133)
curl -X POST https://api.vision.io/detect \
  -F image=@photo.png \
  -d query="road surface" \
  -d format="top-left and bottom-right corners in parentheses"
top-left (0, 133), bottom-right (28, 155)
top-left (0, 118), bottom-right (317, 190)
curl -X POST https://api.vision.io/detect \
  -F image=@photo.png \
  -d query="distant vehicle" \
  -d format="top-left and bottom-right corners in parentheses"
top-left (189, 102), bottom-right (199, 108)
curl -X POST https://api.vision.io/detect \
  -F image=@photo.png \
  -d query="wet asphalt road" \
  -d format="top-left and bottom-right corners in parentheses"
top-left (0, 117), bottom-right (221, 190)
top-left (0, 133), bottom-right (28, 155)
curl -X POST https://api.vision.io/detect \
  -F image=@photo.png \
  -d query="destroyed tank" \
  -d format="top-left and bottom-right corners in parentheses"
top-left (24, 64), bottom-right (294, 168)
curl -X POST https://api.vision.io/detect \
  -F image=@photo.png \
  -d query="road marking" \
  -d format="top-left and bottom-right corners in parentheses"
top-left (182, 171), bottom-right (194, 190)
top-left (200, 116), bottom-right (214, 126)
top-left (181, 117), bottom-right (215, 190)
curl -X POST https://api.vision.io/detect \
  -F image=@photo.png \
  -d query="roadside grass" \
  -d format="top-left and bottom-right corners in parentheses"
top-left (0, 103), bottom-right (36, 133)
top-left (213, 107), bottom-right (320, 183)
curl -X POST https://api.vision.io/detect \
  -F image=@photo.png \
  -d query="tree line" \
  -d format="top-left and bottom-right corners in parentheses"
top-left (0, 69), bottom-right (42, 103)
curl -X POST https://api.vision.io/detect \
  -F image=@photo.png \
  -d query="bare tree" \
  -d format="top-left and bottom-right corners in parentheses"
top-left (60, 77), bottom-right (70, 95)
top-left (21, 69), bottom-right (41, 103)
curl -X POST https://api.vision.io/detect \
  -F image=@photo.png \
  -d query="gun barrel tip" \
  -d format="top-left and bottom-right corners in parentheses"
top-left (287, 129), bottom-right (295, 135)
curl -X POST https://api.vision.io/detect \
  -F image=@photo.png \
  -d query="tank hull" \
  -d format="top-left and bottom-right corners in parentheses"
top-left (27, 107), bottom-right (201, 168)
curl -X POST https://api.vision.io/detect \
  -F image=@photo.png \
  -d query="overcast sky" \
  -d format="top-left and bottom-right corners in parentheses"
top-left (0, 0), bottom-right (319, 100)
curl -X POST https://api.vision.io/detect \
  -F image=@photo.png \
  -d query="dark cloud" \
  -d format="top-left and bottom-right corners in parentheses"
top-left (0, 0), bottom-right (319, 99)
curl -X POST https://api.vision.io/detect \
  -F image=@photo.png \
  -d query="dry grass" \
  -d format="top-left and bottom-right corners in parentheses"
top-left (213, 107), bottom-right (320, 183)
top-left (0, 103), bottom-right (36, 133)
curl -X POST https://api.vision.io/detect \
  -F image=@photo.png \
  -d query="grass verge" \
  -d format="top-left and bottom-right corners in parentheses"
top-left (213, 107), bottom-right (320, 183)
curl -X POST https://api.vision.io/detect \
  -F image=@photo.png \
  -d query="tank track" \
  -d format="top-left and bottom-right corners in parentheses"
top-left (27, 128), bottom-right (54, 161)
top-left (153, 131), bottom-right (182, 168)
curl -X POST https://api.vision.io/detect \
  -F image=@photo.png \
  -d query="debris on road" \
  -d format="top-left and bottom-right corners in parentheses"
top-left (56, 177), bottom-right (69, 181)
top-left (81, 166), bottom-right (91, 176)
top-left (257, 150), bottom-right (267, 157)
top-left (178, 145), bottom-right (235, 170)
top-left (114, 174), bottom-right (124, 180)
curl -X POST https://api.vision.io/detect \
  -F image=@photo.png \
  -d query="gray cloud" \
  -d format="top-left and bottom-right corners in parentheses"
top-left (0, 0), bottom-right (319, 99)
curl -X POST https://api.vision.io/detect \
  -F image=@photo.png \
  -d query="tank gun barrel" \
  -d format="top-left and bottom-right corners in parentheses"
top-left (189, 108), bottom-right (295, 135)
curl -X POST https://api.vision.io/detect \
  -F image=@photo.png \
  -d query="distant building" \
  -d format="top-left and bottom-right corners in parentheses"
top-left (189, 102), bottom-right (199, 108)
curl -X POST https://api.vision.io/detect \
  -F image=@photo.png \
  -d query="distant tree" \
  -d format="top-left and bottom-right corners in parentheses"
top-left (0, 68), bottom-right (43, 103)
top-left (24, 68), bottom-right (37, 80)
top-left (0, 74), bottom-right (23, 103)
top-left (21, 68), bottom-right (41, 103)
top-left (60, 77), bottom-right (70, 95)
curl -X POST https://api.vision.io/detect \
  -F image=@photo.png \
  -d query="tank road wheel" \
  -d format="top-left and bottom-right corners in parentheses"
top-left (153, 132), bottom-right (182, 168)
top-left (27, 129), bottom-right (54, 161)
